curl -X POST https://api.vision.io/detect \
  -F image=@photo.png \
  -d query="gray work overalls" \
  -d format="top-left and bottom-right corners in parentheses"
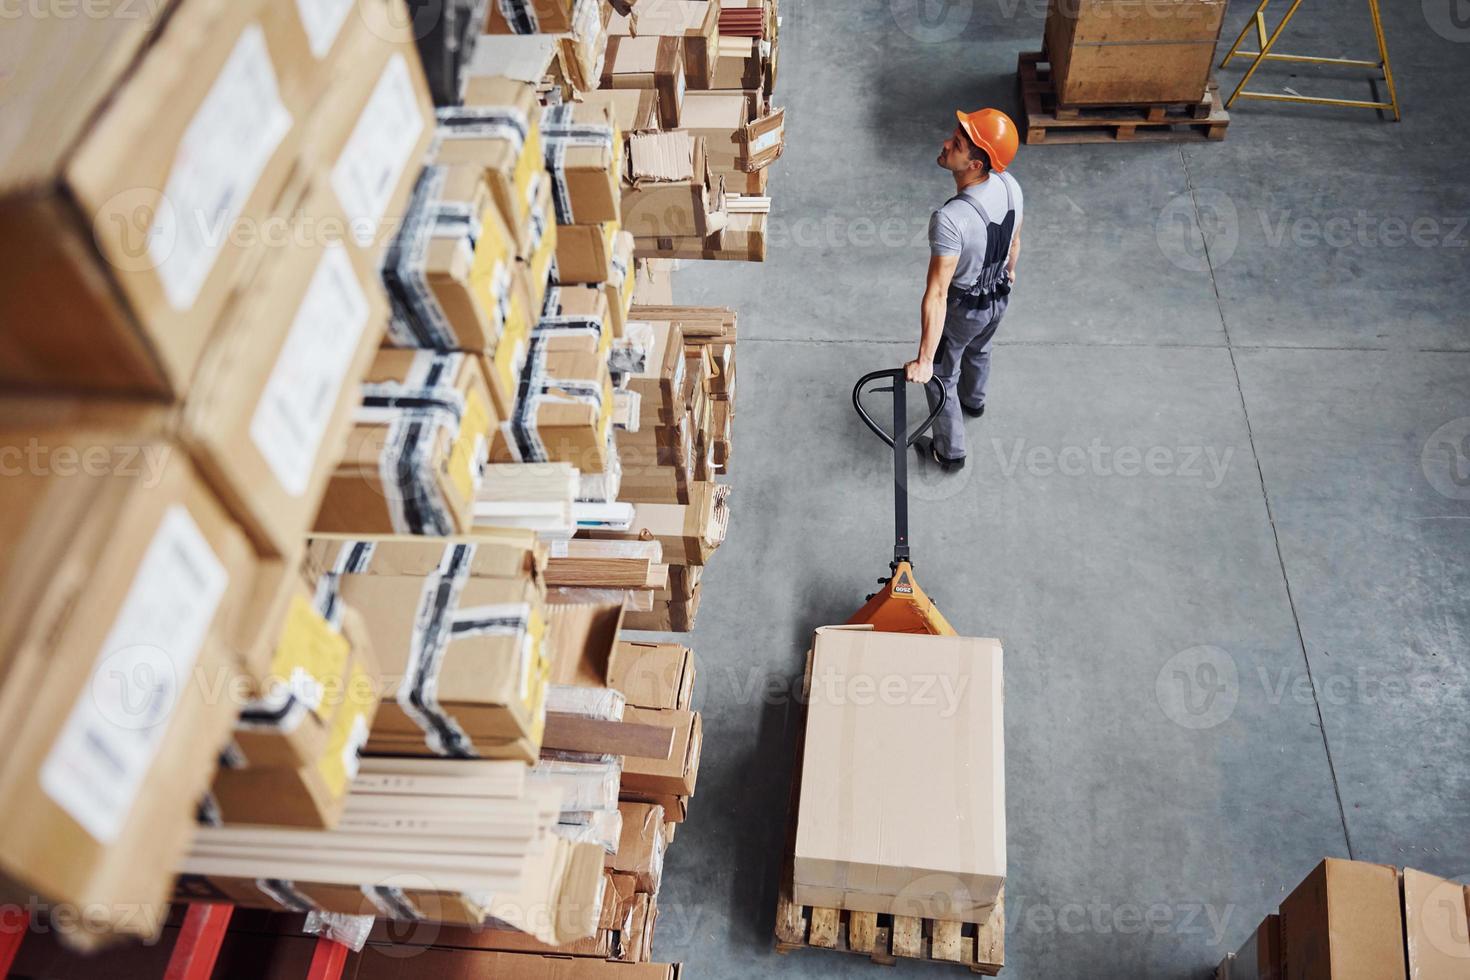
top-left (926, 175), bottom-right (1017, 461)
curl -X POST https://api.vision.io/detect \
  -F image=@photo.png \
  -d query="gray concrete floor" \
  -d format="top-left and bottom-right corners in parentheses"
top-left (647, 1), bottom-right (1470, 976)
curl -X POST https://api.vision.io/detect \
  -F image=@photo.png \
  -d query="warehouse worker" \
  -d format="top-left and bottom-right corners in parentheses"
top-left (905, 108), bottom-right (1022, 471)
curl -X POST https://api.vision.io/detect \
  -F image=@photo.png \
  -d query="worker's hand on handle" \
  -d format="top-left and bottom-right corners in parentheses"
top-left (904, 358), bottom-right (934, 385)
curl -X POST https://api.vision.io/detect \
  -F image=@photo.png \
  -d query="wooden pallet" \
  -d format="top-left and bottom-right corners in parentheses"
top-left (771, 653), bottom-right (1005, 974)
top-left (775, 869), bottom-right (1005, 974)
top-left (1017, 51), bottom-right (1229, 145)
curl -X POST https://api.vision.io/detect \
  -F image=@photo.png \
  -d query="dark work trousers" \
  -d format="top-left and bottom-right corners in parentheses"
top-left (926, 295), bottom-right (1008, 460)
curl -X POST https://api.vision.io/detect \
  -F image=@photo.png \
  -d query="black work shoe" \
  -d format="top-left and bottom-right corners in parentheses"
top-left (914, 437), bottom-right (966, 472)
top-left (962, 402), bottom-right (985, 418)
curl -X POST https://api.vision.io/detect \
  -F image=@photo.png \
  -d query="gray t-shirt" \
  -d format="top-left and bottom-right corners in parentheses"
top-left (928, 172), bottom-right (1023, 290)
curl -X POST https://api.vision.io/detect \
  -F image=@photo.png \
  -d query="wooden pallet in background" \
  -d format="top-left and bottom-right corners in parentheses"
top-left (771, 652), bottom-right (1005, 974)
top-left (1017, 51), bottom-right (1229, 145)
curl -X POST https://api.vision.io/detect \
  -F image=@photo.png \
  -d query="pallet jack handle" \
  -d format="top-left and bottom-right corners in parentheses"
top-left (852, 369), bottom-right (946, 566)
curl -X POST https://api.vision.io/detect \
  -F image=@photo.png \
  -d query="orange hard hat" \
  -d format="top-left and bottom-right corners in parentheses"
top-left (956, 108), bottom-right (1019, 173)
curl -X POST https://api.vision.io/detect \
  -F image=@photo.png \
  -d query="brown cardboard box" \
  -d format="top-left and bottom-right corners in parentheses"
top-left (555, 0), bottom-right (613, 96)
top-left (521, 175), bottom-right (560, 320)
top-left (540, 286), bottom-right (614, 355)
top-left (1044, 0), bottom-right (1227, 105)
top-left (622, 587), bottom-right (701, 631)
top-left (315, 350), bottom-right (495, 536)
top-left (632, 259), bottom-right (677, 305)
top-left (620, 707), bottom-right (701, 798)
top-left (583, 88), bottom-right (662, 133)
top-left (606, 802), bottom-right (667, 894)
top-left (436, 76), bottom-right (546, 256)
top-left (622, 132), bottom-right (726, 239)
top-left (623, 790), bottom-right (689, 824)
top-left (491, 346), bottom-right (613, 471)
top-left (229, 585), bottom-right (346, 771)
top-left (793, 626), bottom-right (1006, 924)
top-left (584, 482), bottom-right (729, 564)
top-left (304, 529), bottom-right (547, 585)
top-left (344, 569), bottom-right (549, 759)
top-left (711, 34), bottom-right (763, 90)
top-left (212, 609), bottom-right (381, 828)
top-left (0, 0), bottom-right (324, 395)
top-left (627, 1), bottom-right (721, 88)
top-left (540, 102), bottom-right (623, 225)
top-left (0, 420), bottom-right (255, 937)
top-left (634, 211), bottom-right (764, 262)
top-left (1279, 859), bottom-right (1406, 980)
top-left (601, 36), bottom-right (687, 129)
top-left (681, 91), bottom-right (786, 172)
top-left (486, 0), bottom-right (579, 34)
top-left (297, 4), bottom-right (435, 266)
top-left (183, 187), bottom-right (386, 558)
top-left (1227, 913), bottom-right (1281, 980)
top-left (605, 231), bottom-right (637, 338)
top-left (382, 165), bottom-right (532, 370)
top-left (1401, 868), bottom-right (1470, 979)
top-left (608, 642), bottom-right (696, 710)
top-left (556, 221), bottom-right (622, 284)
top-left (628, 321), bottom-right (688, 423)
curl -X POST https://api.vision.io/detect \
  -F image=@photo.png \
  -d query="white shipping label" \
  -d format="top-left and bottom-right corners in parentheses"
top-left (748, 124), bottom-right (783, 156)
top-left (332, 54), bottom-right (425, 247)
top-left (40, 507), bottom-right (229, 844)
top-left (296, 0), bottom-right (355, 58)
top-left (250, 243), bottom-right (372, 496)
top-left (150, 25), bottom-right (293, 311)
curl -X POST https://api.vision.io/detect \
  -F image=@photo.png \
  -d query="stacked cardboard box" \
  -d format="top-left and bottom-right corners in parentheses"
top-left (1216, 858), bottom-right (1470, 980)
top-left (0, 0), bottom-right (749, 970)
top-left (0, 0), bottom-right (434, 944)
top-left (602, 0), bottom-right (784, 258)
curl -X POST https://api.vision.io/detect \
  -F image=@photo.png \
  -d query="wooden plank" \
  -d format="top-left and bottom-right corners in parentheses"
top-left (892, 916), bottom-right (922, 959)
top-left (808, 908), bottom-right (839, 949)
top-left (541, 714), bottom-right (676, 760)
top-left (871, 924), bottom-right (896, 965)
top-left (976, 886), bottom-right (1005, 972)
top-left (931, 919), bottom-right (963, 962)
top-left (848, 911), bottom-right (877, 954)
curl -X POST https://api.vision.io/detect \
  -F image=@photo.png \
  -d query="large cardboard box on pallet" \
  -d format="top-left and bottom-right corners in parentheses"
top-left (0, 0), bottom-right (335, 396)
top-left (1279, 858), bottom-right (1406, 980)
top-left (1222, 913), bottom-right (1280, 980)
top-left (794, 626), bottom-right (1006, 924)
top-left (1400, 868), bottom-right (1470, 978)
top-left (1043, 0), bottom-right (1227, 105)
top-left (0, 415), bottom-right (256, 939)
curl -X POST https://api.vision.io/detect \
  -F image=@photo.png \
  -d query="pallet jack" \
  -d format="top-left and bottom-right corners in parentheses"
top-left (846, 368), bottom-right (957, 636)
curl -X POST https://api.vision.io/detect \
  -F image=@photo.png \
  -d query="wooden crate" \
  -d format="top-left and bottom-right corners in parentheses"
top-left (771, 653), bottom-right (1005, 974)
top-left (1043, 0), bottom-right (1227, 105)
top-left (1018, 51), bottom-right (1228, 144)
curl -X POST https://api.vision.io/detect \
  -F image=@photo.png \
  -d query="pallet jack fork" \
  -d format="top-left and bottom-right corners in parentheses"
top-left (847, 369), bottom-right (957, 637)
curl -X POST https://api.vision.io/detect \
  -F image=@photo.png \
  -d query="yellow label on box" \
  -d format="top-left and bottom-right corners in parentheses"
top-left (269, 594), bottom-right (350, 713)
top-left (449, 388), bottom-right (491, 505)
top-left (317, 664), bottom-right (375, 798)
top-left (514, 124), bottom-right (544, 226)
